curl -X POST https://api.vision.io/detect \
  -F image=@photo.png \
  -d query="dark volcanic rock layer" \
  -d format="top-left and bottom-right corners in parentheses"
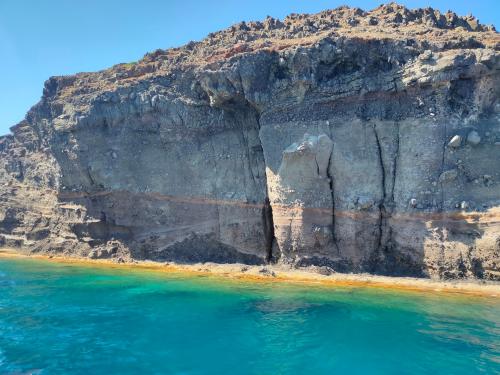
top-left (1, 3), bottom-right (500, 279)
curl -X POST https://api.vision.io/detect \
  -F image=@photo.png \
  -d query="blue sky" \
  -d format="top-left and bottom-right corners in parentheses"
top-left (0, 0), bottom-right (498, 135)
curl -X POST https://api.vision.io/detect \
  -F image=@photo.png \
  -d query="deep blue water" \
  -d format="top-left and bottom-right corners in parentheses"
top-left (0, 257), bottom-right (499, 375)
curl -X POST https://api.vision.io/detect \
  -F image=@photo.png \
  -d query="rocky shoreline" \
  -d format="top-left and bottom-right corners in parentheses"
top-left (1, 3), bottom-right (499, 280)
top-left (1, 248), bottom-right (499, 297)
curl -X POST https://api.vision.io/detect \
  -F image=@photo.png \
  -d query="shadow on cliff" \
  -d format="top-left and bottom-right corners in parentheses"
top-left (51, 97), bottom-right (272, 266)
top-left (27, 34), bottom-right (496, 280)
top-left (369, 212), bottom-right (486, 279)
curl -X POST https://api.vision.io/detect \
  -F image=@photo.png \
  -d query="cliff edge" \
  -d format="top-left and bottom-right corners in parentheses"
top-left (1, 3), bottom-right (499, 279)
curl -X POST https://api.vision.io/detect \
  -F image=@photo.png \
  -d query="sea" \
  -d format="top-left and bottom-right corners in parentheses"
top-left (0, 257), bottom-right (499, 374)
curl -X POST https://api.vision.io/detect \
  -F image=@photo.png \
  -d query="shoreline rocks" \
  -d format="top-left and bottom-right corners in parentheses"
top-left (0, 3), bottom-right (499, 280)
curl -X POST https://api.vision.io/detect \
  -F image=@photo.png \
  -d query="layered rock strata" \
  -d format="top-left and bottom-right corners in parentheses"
top-left (1, 3), bottom-right (499, 279)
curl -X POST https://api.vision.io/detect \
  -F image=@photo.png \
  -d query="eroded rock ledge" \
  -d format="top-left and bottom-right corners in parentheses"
top-left (1, 3), bottom-right (499, 280)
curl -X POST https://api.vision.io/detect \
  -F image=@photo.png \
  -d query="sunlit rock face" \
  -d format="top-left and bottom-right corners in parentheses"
top-left (1, 3), bottom-right (499, 279)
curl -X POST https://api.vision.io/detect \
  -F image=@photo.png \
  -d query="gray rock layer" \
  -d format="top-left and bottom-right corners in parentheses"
top-left (1, 4), bottom-right (499, 279)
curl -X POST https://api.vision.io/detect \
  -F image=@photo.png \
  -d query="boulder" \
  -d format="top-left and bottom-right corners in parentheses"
top-left (467, 131), bottom-right (481, 145)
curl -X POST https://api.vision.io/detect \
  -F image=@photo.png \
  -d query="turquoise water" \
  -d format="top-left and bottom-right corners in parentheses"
top-left (0, 258), bottom-right (499, 374)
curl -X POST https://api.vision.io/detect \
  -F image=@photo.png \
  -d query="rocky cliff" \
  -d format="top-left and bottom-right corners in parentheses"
top-left (1, 3), bottom-right (499, 279)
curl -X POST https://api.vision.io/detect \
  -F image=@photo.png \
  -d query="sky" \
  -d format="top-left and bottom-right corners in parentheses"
top-left (0, 0), bottom-right (498, 135)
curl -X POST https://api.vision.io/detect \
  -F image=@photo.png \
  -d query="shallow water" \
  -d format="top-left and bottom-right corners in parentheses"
top-left (0, 257), bottom-right (498, 374)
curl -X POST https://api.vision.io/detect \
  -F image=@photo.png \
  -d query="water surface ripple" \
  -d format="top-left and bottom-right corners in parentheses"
top-left (0, 258), bottom-right (499, 374)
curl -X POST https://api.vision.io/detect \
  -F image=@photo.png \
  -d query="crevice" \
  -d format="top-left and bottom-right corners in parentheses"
top-left (373, 126), bottom-right (387, 201)
top-left (262, 197), bottom-right (275, 262)
top-left (381, 121), bottom-right (400, 266)
top-left (325, 150), bottom-right (340, 256)
top-left (373, 125), bottom-right (386, 259)
top-left (86, 166), bottom-right (95, 186)
top-left (326, 121), bottom-right (340, 256)
top-left (314, 155), bottom-right (321, 177)
top-left (253, 110), bottom-right (277, 264)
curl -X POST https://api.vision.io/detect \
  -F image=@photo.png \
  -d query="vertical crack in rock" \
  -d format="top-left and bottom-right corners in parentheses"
top-left (314, 157), bottom-right (321, 177)
top-left (86, 166), bottom-right (95, 187)
top-left (254, 112), bottom-right (277, 263)
top-left (326, 122), bottom-right (339, 255)
top-left (262, 197), bottom-right (275, 262)
top-left (384, 121), bottom-right (400, 262)
top-left (382, 121), bottom-right (400, 269)
top-left (325, 148), bottom-right (340, 256)
top-left (373, 125), bottom-right (386, 260)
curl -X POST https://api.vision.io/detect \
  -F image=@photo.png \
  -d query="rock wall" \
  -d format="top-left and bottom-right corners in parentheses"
top-left (1, 4), bottom-right (499, 279)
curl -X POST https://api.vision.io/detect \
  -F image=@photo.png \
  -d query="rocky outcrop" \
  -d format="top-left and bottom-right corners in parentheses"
top-left (1, 3), bottom-right (499, 279)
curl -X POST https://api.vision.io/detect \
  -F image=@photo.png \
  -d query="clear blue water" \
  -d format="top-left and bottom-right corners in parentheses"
top-left (0, 257), bottom-right (499, 375)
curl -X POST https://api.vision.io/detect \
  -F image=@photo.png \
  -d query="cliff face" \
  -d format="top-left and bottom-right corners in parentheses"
top-left (1, 3), bottom-right (500, 279)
